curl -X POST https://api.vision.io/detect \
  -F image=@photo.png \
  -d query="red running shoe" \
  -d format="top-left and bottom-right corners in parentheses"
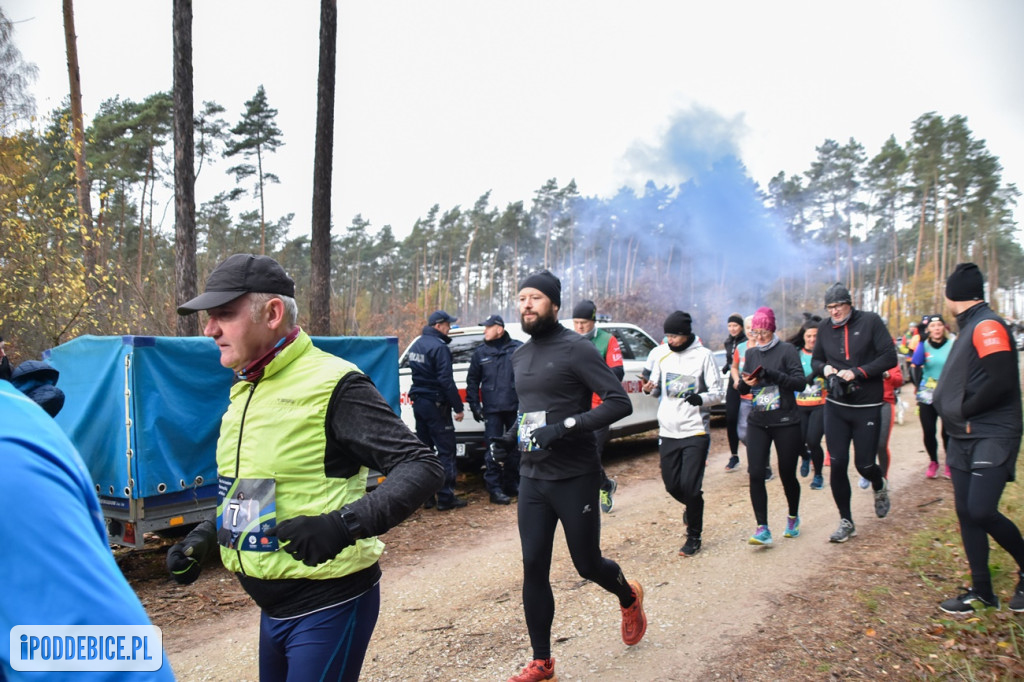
top-left (621, 580), bottom-right (647, 646)
top-left (508, 658), bottom-right (557, 682)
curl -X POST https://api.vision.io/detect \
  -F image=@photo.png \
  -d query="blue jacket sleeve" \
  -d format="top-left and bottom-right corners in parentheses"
top-left (911, 341), bottom-right (926, 366)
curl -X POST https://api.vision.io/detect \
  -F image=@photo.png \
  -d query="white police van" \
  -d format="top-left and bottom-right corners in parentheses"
top-left (398, 321), bottom-right (661, 466)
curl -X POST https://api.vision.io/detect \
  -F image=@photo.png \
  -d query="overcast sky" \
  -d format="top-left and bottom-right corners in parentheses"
top-left (6, 1), bottom-right (1024, 242)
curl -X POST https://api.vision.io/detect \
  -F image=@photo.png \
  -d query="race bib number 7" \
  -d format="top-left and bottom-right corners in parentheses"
top-left (217, 476), bottom-right (279, 552)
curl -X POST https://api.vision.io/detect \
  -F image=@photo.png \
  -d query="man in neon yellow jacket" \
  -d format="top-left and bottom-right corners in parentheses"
top-left (171, 254), bottom-right (443, 681)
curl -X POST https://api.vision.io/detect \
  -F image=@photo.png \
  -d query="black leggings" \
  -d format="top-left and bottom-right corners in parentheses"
top-left (825, 402), bottom-right (884, 521)
top-left (918, 402), bottom-right (949, 463)
top-left (745, 422), bottom-right (803, 526)
top-left (798, 405), bottom-right (824, 476)
top-left (725, 383), bottom-right (741, 455)
top-left (517, 472), bottom-right (633, 660)
top-left (949, 445), bottom-right (1024, 593)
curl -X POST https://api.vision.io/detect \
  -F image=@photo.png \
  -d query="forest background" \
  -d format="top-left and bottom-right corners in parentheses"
top-left (1, 5), bottom-right (1022, 364)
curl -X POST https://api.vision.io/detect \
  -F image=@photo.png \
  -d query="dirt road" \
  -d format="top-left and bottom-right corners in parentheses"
top-left (157, 398), bottom-right (955, 681)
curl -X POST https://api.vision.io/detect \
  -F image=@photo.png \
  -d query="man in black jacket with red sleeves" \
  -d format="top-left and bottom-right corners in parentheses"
top-left (933, 263), bottom-right (1024, 614)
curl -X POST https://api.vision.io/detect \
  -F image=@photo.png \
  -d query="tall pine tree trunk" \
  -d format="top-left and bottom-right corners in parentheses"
top-left (173, 0), bottom-right (198, 337)
top-left (309, 0), bottom-right (337, 335)
top-left (63, 0), bottom-right (97, 290)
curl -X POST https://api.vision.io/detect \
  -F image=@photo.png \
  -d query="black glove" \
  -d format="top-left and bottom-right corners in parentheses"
top-left (804, 373), bottom-right (816, 386)
top-left (721, 364), bottom-right (730, 375)
top-left (265, 511), bottom-right (355, 567)
top-left (530, 422), bottom-right (568, 449)
top-left (684, 393), bottom-right (703, 406)
top-left (827, 373), bottom-right (848, 399)
top-left (472, 408), bottom-right (484, 423)
top-left (166, 520), bottom-right (216, 585)
top-left (760, 368), bottom-right (782, 384)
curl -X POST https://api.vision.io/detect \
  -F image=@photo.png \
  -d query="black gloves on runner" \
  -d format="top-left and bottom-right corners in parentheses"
top-left (489, 431), bottom-right (517, 462)
top-left (166, 520), bottom-right (217, 585)
top-left (684, 393), bottom-right (703, 406)
top-left (266, 511), bottom-right (356, 567)
top-left (472, 408), bottom-right (484, 423)
top-left (530, 422), bottom-right (567, 449)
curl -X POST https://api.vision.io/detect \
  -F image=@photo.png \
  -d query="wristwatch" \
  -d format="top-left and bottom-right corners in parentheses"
top-left (562, 416), bottom-right (577, 431)
top-left (338, 507), bottom-right (364, 540)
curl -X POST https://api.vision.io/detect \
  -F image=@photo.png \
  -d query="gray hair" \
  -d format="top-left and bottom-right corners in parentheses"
top-left (249, 292), bottom-right (298, 329)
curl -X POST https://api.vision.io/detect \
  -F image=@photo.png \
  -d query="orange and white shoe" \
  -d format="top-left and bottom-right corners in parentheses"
top-left (621, 580), bottom-right (647, 646)
top-left (508, 658), bottom-right (557, 682)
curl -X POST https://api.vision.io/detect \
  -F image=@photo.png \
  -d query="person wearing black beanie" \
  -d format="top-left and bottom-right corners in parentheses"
top-left (499, 273), bottom-right (647, 678)
top-left (642, 311), bottom-right (724, 557)
top-left (812, 279), bottom-right (898, 543)
top-left (932, 263), bottom-right (1024, 614)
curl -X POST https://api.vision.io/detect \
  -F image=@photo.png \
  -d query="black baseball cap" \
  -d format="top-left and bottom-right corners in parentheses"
top-left (177, 254), bottom-right (295, 315)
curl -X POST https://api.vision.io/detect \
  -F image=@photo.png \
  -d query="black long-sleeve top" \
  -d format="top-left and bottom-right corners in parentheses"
top-left (512, 324), bottom-right (632, 480)
top-left (737, 339), bottom-right (806, 428)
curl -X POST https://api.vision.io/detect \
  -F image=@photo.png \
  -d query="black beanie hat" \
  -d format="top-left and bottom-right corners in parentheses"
top-left (519, 270), bottom-right (561, 308)
top-left (572, 299), bottom-right (597, 320)
top-left (728, 313), bottom-right (743, 326)
top-left (664, 311), bottom-right (693, 336)
top-left (824, 282), bottom-right (852, 306)
top-left (945, 262), bottom-right (984, 301)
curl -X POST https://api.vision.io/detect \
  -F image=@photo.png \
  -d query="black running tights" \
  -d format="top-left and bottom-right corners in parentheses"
top-left (745, 422), bottom-right (803, 526)
top-left (517, 472), bottom-right (633, 660)
top-left (798, 405), bottom-right (825, 476)
top-left (825, 402), bottom-right (884, 521)
top-left (950, 459), bottom-right (1024, 594)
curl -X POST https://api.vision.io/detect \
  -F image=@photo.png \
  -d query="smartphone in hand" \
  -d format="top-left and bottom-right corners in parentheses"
top-left (743, 365), bottom-right (763, 380)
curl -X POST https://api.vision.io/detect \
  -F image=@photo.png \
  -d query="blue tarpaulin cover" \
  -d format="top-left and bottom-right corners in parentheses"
top-left (44, 335), bottom-right (399, 500)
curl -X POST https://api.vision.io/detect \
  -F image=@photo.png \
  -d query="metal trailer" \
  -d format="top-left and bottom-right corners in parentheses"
top-left (44, 334), bottom-right (399, 548)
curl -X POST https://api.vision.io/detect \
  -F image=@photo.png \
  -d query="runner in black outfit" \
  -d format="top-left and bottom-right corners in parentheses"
top-left (497, 269), bottom-right (647, 682)
top-left (812, 283), bottom-right (898, 543)
top-left (722, 313), bottom-right (746, 463)
top-left (737, 307), bottom-right (807, 545)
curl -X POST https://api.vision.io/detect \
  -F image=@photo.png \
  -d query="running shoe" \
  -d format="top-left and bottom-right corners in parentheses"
top-left (829, 518), bottom-right (857, 543)
top-left (874, 479), bottom-right (891, 518)
top-left (800, 457), bottom-right (811, 478)
top-left (621, 580), bottom-right (647, 646)
top-left (508, 657), bottom-right (557, 682)
top-left (765, 467), bottom-right (774, 482)
top-left (1009, 573), bottom-right (1024, 613)
top-left (600, 478), bottom-right (617, 514)
top-left (748, 525), bottom-right (772, 545)
top-left (943, 465), bottom-right (952, 479)
top-left (784, 515), bottom-right (801, 538)
top-left (926, 461), bottom-right (939, 479)
top-left (679, 536), bottom-right (701, 557)
top-left (725, 455), bottom-right (740, 472)
top-left (939, 589), bottom-right (1000, 614)
top-left (810, 474), bottom-right (824, 490)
